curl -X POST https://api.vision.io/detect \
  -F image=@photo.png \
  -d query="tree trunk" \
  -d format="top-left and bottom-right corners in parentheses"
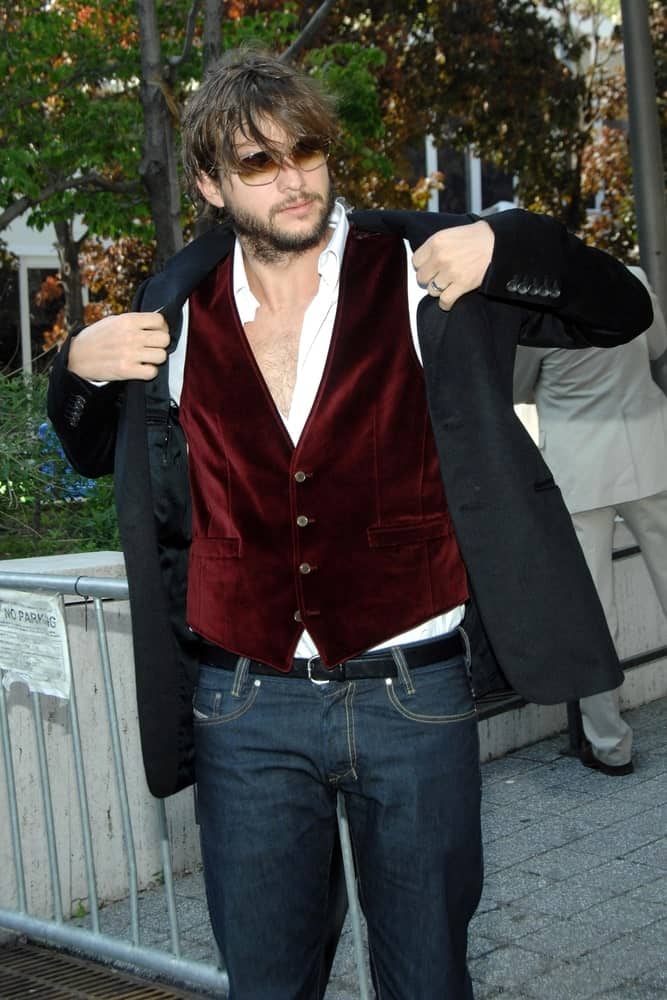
top-left (135, 0), bottom-right (184, 270)
top-left (203, 0), bottom-right (222, 68)
top-left (192, 1), bottom-right (224, 238)
top-left (54, 219), bottom-right (86, 333)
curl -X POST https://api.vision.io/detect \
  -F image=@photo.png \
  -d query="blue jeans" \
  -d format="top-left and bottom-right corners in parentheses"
top-left (194, 647), bottom-right (482, 1000)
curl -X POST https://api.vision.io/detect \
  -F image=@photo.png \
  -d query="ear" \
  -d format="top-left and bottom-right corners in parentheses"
top-left (196, 172), bottom-right (225, 208)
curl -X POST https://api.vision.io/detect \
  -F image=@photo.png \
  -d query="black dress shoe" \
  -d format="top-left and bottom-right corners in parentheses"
top-left (580, 739), bottom-right (634, 776)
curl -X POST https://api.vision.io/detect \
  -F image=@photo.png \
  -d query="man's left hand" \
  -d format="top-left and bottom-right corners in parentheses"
top-left (412, 219), bottom-right (495, 310)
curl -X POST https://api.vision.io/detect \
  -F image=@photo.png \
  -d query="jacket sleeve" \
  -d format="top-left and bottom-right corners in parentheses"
top-left (482, 209), bottom-right (654, 348)
top-left (46, 333), bottom-right (123, 478)
top-left (352, 207), bottom-right (653, 350)
top-left (45, 272), bottom-right (163, 478)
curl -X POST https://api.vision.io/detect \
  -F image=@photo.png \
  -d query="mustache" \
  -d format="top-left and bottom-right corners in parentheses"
top-left (270, 191), bottom-right (323, 216)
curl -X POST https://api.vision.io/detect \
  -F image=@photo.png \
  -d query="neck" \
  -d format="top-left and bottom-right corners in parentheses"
top-left (241, 236), bottom-right (328, 311)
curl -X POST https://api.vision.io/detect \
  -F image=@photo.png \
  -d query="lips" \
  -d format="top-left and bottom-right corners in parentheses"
top-left (274, 194), bottom-right (320, 216)
top-left (279, 200), bottom-right (313, 213)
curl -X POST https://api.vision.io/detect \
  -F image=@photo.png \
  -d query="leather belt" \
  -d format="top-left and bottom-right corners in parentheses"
top-left (200, 632), bottom-right (463, 682)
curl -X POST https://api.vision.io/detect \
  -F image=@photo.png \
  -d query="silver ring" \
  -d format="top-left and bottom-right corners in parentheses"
top-left (430, 278), bottom-right (446, 294)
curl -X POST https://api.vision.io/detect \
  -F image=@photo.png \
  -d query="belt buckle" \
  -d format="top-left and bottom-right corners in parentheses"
top-left (307, 655), bottom-right (330, 686)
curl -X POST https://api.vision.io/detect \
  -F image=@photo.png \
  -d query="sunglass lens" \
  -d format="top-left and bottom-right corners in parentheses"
top-left (239, 150), bottom-right (277, 185)
top-left (293, 140), bottom-right (328, 171)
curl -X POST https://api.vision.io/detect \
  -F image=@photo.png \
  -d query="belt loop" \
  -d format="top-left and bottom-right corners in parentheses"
top-left (457, 626), bottom-right (471, 670)
top-left (390, 645), bottom-right (415, 695)
top-left (457, 626), bottom-right (475, 696)
top-left (231, 656), bottom-right (250, 697)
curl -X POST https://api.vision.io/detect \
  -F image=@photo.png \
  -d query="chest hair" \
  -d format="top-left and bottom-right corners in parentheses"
top-left (244, 314), bottom-right (302, 419)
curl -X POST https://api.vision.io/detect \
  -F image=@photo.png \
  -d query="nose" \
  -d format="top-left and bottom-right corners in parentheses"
top-left (275, 158), bottom-right (306, 190)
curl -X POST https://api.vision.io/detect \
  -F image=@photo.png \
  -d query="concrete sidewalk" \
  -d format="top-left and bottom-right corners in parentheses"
top-left (102, 695), bottom-right (667, 999)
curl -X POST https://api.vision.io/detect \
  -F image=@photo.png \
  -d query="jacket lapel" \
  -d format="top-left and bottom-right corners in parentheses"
top-left (138, 223), bottom-right (236, 348)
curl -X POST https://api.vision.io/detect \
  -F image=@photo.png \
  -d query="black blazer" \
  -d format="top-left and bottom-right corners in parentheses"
top-left (48, 208), bottom-right (653, 797)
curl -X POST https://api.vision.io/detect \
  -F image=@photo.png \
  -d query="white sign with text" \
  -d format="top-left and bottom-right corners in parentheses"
top-left (0, 590), bottom-right (71, 699)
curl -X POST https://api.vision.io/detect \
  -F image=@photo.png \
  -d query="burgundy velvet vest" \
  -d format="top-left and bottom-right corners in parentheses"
top-left (180, 227), bottom-right (468, 670)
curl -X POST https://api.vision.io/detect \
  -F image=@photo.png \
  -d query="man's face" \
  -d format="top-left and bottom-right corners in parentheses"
top-left (197, 120), bottom-right (335, 263)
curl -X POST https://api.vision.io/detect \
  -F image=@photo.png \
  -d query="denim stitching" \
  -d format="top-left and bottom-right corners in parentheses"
top-left (193, 678), bottom-right (261, 726)
top-left (344, 682), bottom-right (358, 780)
top-left (192, 690), bottom-right (221, 721)
top-left (385, 677), bottom-right (476, 724)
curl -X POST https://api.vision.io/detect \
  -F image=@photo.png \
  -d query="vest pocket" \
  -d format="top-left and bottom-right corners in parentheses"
top-left (367, 513), bottom-right (452, 548)
top-left (190, 536), bottom-right (241, 558)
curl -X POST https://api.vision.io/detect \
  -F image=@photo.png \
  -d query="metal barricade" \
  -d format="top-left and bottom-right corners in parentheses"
top-left (0, 570), bottom-right (228, 996)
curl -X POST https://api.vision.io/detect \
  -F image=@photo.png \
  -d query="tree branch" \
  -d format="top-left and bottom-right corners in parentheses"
top-left (166, 0), bottom-right (203, 77)
top-left (10, 61), bottom-right (131, 114)
top-left (0, 173), bottom-right (142, 231)
top-left (280, 0), bottom-right (337, 64)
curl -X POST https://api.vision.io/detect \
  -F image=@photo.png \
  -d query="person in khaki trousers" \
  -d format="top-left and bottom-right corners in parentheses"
top-left (514, 268), bottom-right (667, 775)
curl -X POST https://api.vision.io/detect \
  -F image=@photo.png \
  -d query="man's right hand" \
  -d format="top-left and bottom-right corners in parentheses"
top-left (67, 312), bottom-right (170, 382)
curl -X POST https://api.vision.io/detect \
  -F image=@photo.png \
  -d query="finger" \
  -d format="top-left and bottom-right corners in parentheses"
top-left (428, 276), bottom-right (449, 297)
top-left (137, 346), bottom-right (168, 366)
top-left (121, 361), bottom-right (164, 381)
top-left (136, 365), bottom-right (162, 381)
top-left (141, 329), bottom-right (171, 349)
top-left (413, 256), bottom-right (435, 288)
top-left (411, 244), bottom-right (430, 270)
top-left (124, 312), bottom-right (170, 335)
top-left (437, 284), bottom-right (463, 311)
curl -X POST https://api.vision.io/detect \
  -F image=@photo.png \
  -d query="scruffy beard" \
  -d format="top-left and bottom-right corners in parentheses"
top-left (225, 183), bottom-right (337, 264)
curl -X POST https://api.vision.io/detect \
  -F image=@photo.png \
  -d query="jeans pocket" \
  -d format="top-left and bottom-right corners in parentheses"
top-left (384, 657), bottom-right (476, 724)
top-left (193, 674), bottom-right (261, 726)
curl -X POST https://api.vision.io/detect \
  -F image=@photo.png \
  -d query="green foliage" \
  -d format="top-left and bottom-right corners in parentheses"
top-left (220, 2), bottom-right (303, 50)
top-left (305, 43), bottom-right (394, 188)
top-left (0, 2), bottom-right (151, 239)
top-left (0, 373), bottom-right (119, 560)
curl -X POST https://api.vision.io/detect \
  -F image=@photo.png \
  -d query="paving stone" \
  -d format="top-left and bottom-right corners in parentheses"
top-left (567, 806), bottom-right (666, 860)
top-left (510, 858), bottom-right (656, 916)
top-left (470, 943), bottom-right (552, 990)
top-left (479, 867), bottom-right (553, 905)
top-left (626, 873), bottom-right (667, 904)
top-left (512, 845), bottom-right (609, 881)
top-left (624, 835), bottom-right (667, 870)
top-left (471, 899), bottom-right (557, 945)
top-left (592, 986), bottom-right (667, 1000)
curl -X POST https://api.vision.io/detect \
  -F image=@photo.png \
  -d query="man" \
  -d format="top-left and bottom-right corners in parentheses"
top-left (514, 270), bottom-right (667, 777)
top-left (48, 47), bottom-right (653, 1000)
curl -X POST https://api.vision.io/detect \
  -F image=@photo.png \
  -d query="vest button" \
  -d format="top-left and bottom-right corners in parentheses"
top-left (296, 515), bottom-right (309, 527)
top-left (299, 562), bottom-right (312, 574)
top-left (294, 610), bottom-right (303, 622)
top-left (294, 470), bottom-right (307, 483)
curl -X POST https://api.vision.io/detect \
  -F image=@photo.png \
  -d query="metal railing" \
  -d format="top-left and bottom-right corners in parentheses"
top-left (0, 570), bottom-right (228, 997)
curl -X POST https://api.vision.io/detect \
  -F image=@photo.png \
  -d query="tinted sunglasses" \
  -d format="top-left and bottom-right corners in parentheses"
top-left (234, 138), bottom-right (331, 186)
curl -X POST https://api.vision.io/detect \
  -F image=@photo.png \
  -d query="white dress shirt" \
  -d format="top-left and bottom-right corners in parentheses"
top-left (170, 200), bottom-right (464, 656)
